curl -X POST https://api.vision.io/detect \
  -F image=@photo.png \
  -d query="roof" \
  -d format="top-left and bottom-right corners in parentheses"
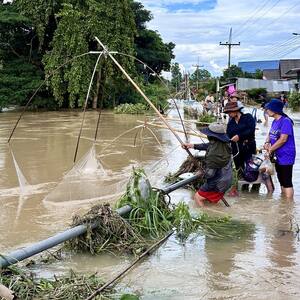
top-left (285, 67), bottom-right (300, 75)
top-left (263, 69), bottom-right (281, 80)
top-left (238, 60), bottom-right (279, 73)
top-left (280, 59), bottom-right (300, 78)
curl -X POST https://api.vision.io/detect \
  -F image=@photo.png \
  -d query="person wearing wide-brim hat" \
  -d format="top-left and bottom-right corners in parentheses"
top-left (224, 101), bottom-right (257, 182)
top-left (229, 92), bottom-right (244, 111)
top-left (263, 99), bottom-right (295, 198)
top-left (182, 122), bottom-right (232, 206)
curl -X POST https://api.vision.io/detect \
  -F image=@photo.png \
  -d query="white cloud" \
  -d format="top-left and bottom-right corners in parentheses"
top-left (140, 0), bottom-right (300, 75)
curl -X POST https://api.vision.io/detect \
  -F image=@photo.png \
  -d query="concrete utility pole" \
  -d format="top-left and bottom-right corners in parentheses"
top-left (192, 57), bottom-right (204, 90)
top-left (220, 28), bottom-right (240, 69)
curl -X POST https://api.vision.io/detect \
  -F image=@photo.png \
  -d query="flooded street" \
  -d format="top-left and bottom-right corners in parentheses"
top-left (1, 109), bottom-right (300, 299)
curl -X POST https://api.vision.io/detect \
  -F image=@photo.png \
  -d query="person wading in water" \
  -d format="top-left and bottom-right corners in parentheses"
top-left (182, 123), bottom-right (232, 206)
top-left (264, 99), bottom-right (296, 198)
top-left (224, 101), bottom-right (257, 190)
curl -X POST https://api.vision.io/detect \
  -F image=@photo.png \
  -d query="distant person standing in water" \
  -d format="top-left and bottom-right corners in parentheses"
top-left (259, 94), bottom-right (269, 125)
top-left (264, 99), bottom-right (296, 199)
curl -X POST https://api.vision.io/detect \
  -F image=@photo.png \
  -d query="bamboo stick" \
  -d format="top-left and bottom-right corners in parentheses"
top-left (136, 120), bottom-right (208, 139)
top-left (85, 231), bottom-right (174, 300)
top-left (73, 53), bottom-right (103, 163)
top-left (94, 37), bottom-right (193, 158)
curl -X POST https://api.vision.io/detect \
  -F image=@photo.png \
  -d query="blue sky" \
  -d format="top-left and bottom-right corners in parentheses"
top-left (140, 0), bottom-right (300, 76)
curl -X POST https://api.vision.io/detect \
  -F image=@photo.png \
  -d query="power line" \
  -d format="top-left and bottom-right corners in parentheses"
top-left (236, 0), bottom-right (282, 39)
top-left (234, 0), bottom-right (273, 36)
top-left (262, 37), bottom-right (299, 57)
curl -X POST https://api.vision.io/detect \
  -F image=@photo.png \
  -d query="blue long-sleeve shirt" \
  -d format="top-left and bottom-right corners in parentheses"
top-left (226, 113), bottom-right (256, 142)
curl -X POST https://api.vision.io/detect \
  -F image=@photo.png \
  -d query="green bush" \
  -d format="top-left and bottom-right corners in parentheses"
top-left (247, 88), bottom-right (267, 101)
top-left (288, 92), bottom-right (300, 111)
top-left (114, 103), bottom-right (149, 114)
top-left (198, 114), bottom-right (216, 124)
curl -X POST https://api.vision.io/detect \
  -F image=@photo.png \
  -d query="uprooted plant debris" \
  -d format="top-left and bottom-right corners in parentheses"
top-left (65, 168), bottom-right (256, 257)
top-left (65, 204), bottom-right (147, 255)
top-left (0, 267), bottom-right (112, 300)
top-left (164, 155), bottom-right (205, 190)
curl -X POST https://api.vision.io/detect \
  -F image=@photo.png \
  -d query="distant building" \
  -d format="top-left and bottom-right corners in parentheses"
top-left (238, 59), bottom-right (300, 84)
top-left (238, 60), bottom-right (279, 73)
top-left (279, 59), bottom-right (300, 79)
top-left (263, 69), bottom-right (281, 80)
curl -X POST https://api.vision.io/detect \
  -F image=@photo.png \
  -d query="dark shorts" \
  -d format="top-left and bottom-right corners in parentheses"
top-left (275, 164), bottom-right (293, 188)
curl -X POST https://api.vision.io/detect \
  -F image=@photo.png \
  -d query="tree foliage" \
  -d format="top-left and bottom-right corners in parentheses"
top-left (190, 68), bottom-right (211, 84)
top-left (132, 2), bottom-right (175, 80)
top-left (0, 0), bottom-right (175, 110)
top-left (170, 62), bottom-right (182, 90)
top-left (0, 2), bottom-right (48, 110)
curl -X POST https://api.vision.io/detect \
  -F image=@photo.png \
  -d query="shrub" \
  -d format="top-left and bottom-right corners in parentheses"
top-left (288, 92), bottom-right (300, 111)
top-left (247, 88), bottom-right (267, 101)
top-left (114, 103), bottom-right (149, 114)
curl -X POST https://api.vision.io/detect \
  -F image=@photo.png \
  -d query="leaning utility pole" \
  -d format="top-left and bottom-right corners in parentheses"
top-left (192, 58), bottom-right (204, 90)
top-left (220, 28), bottom-right (240, 69)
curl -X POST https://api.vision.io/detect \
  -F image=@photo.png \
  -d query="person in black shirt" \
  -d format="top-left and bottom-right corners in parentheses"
top-left (224, 101), bottom-right (256, 175)
top-left (259, 94), bottom-right (269, 124)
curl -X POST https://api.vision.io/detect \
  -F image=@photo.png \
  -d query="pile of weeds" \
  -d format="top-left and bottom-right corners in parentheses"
top-left (67, 168), bottom-right (255, 256)
top-left (0, 267), bottom-right (110, 300)
top-left (117, 169), bottom-right (255, 241)
top-left (0, 267), bottom-right (141, 300)
top-left (197, 114), bottom-right (216, 125)
top-left (117, 168), bottom-right (173, 238)
top-left (170, 202), bottom-right (255, 241)
top-left (164, 156), bottom-right (205, 190)
top-left (66, 204), bottom-right (147, 256)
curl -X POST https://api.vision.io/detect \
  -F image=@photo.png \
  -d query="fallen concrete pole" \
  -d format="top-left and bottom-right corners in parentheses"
top-left (0, 175), bottom-right (202, 269)
top-left (0, 205), bottom-right (132, 269)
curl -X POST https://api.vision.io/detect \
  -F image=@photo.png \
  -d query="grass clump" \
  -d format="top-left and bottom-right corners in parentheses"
top-left (197, 114), bottom-right (216, 124)
top-left (66, 204), bottom-right (146, 256)
top-left (114, 103), bottom-right (148, 114)
top-left (0, 267), bottom-right (110, 300)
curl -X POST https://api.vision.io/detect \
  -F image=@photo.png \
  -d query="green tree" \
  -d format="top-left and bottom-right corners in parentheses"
top-left (222, 65), bottom-right (244, 80)
top-left (0, 2), bottom-right (49, 110)
top-left (43, 0), bottom-right (137, 108)
top-left (171, 62), bottom-right (182, 91)
top-left (190, 68), bottom-right (211, 89)
top-left (132, 2), bottom-right (175, 80)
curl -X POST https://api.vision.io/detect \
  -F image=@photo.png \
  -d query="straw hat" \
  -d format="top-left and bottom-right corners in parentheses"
top-left (199, 122), bottom-right (230, 142)
top-left (223, 101), bottom-right (243, 113)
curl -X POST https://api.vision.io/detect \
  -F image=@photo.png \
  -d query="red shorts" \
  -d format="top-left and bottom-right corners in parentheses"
top-left (197, 190), bottom-right (224, 203)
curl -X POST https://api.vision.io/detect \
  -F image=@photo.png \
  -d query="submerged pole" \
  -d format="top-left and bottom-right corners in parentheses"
top-left (160, 173), bottom-right (203, 194)
top-left (0, 205), bottom-right (132, 269)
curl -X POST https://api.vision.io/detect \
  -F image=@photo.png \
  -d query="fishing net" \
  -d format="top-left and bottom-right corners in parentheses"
top-left (43, 144), bottom-right (129, 206)
top-left (10, 149), bottom-right (30, 195)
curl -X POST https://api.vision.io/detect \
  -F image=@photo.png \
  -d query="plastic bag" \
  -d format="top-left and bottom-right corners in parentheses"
top-left (259, 158), bottom-right (274, 175)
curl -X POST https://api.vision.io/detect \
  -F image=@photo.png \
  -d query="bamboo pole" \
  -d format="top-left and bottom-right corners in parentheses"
top-left (85, 230), bottom-right (174, 300)
top-left (136, 120), bottom-right (208, 139)
top-left (94, 37), bottom-right (193, 158)
top-left (113, 52), bottom-right (189, 141)
top-left (73, 53), bottom-right (103, 163)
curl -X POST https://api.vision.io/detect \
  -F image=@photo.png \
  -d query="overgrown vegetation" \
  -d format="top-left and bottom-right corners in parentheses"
top-left (0, 267), bottom-right (108, 299)
top-left (247, 88), bottom-right (267, 101)
top-left (288, 92), bottom-right (300, 111)
top-left (114, 103), bottom-right (148, 114)
top-left (197, 114), bottom-right (216, 124)
top-left (0, 1), bottom-right (174, 110)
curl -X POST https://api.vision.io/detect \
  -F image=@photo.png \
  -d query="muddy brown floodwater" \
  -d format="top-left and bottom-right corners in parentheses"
top-left (1, 108), bottom-right (300, 299)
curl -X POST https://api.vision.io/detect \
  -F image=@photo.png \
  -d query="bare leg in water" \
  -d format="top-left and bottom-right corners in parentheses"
top-left (194, 192), bottom-right (206, 207)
